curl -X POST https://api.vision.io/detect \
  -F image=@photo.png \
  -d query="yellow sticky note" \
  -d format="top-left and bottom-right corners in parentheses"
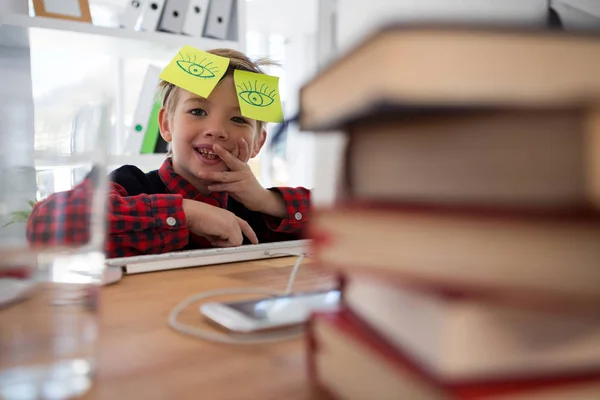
top-left (234, 70), bottom-right (283, 123)
top-left (159, 46), bottom-right (230, 98)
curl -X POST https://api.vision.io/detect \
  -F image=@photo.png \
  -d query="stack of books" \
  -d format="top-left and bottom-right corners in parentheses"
top-left (300, 25), bottom-right (600, 399)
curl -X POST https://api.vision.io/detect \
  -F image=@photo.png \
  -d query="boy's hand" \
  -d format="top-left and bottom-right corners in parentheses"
top-left (199, 138), bottom-right (270, 212)
top-left (182, 199), bottom-right (258, 247)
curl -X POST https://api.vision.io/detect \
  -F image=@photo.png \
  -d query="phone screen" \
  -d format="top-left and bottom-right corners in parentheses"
top-left (226, 289), bottom-right (341, 324)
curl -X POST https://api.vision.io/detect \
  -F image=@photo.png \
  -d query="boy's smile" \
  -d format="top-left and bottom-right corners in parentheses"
top-left (159, 76), bottom-right (266, 194)
top-left (194, 144), bottom-right (223, 165)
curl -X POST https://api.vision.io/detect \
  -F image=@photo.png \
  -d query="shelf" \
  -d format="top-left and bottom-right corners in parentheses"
top-left (34, 153), bottom-right (167, 172)
top-left (0, 14), bottom-right (240, 59)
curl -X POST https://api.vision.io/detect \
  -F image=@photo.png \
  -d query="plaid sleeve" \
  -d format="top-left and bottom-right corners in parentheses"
top-left (26, 178), bottom-right (95, 248)
top-left (106, 183), bottom-right (188, 257)
top-left (262, 187), bottom-right (311, 234)
top-left (27, 179), bottom-right (189, 258)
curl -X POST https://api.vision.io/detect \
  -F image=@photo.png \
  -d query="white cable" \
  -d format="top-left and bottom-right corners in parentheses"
top-left (265, 251), bottom-right (305, 295)
top-left (167, 253), bottom-right (309, 344)
top-left (167, 288), bottom-right (305, 344)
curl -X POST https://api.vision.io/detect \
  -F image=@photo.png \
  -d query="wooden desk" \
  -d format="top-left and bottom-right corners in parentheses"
top-left (86, 257), bottom-right (336, 400)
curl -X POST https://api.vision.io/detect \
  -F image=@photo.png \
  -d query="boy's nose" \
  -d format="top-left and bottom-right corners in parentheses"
top-left (203, 128), bottom-right (228, 141)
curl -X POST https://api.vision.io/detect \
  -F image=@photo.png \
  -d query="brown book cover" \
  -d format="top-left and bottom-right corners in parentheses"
top-left (299, 24), bottom-right (600, 131)
top-left (340, 106), bottom-right (600, 211)
top-left (309, 203), bottom-right (600, 306)
top-left (308, 309), bottom-right (600, 400)
top-left (339, 275), bottom-right (600, 381)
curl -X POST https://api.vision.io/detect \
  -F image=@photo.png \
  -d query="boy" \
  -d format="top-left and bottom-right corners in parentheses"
top-left (26, 49), bottom-right (310, 258)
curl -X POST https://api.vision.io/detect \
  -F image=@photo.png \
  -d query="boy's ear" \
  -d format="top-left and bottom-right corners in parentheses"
top-left (158, 107), bottom-right (172, 143)
top-left (250, 128), bottom-right (267, 158)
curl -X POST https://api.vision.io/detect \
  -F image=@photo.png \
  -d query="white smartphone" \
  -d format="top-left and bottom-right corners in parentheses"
top-left (200, 289), bottom-right (341, 332)
top-left (0, 279), bottom-right (36, 308)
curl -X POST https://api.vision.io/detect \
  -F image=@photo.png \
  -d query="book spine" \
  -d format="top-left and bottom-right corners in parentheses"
top-left (585, 107), bottom-right (600, 208)
top-left (306, 314), bottom-right (342, 400)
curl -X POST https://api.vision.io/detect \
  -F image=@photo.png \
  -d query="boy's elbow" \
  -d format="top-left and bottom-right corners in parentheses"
top-left (25, 195), bottom-right (90, 247)
top-left (26, 200), bottom-right (53, 245)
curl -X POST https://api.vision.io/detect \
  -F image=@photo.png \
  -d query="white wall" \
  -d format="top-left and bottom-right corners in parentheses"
top-left (311, 0), bottom-right (551, 205)
top-left (246, 0), bottom-right (318, 37)
top-left (246, 0), bottom-right (320, 190)
top-left (336, 0), bottom-right (549, 54)
top-left (0, 1), bottom-right (37, 244)
top-left (282, 33), bottom-right (318, 189)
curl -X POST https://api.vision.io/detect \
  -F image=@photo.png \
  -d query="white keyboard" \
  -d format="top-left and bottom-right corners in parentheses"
top-left (106, 239), bottom-right (311, 274)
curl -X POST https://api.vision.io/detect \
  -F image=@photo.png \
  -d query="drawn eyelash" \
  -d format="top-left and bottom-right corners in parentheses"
top-left (236, 80), bottom-right (276, 107)
top-left (176, 53), bottom-right (218, 78)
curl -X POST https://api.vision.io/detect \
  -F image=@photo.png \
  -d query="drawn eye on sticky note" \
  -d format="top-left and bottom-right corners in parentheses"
top-left (234, 70), bottom-right (283, 123)
top-left (159, 46), bottom-right (229, 98)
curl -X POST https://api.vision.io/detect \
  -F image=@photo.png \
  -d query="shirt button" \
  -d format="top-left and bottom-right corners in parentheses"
top-left (294, 212), bottom-right (303, 221)
top-left (166, 217), bottom-right (177, 226)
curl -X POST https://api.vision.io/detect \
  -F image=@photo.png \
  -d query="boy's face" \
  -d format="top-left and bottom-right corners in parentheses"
top-left (159, 75), bottom-right (266, 191)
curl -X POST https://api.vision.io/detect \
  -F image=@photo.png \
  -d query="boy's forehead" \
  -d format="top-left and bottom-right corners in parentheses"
top-left (180, 76), bottom-right (238, 104)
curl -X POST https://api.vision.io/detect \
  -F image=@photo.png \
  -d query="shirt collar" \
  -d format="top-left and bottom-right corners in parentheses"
top-left (158, 158), bottom-right (228, 207)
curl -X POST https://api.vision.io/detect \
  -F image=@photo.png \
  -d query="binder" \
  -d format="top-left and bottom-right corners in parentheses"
top-left (123, 65), bottom-right (161, 155)
top-left (181, 0), bottom-right (210, 37)
top-left (551, 0), bottom-right (600, 30)
top-left (204, 0), bottom-right (234, 40)
top-left (158, 0), bottom-right (190, 33)
top-left (120, 0), bottom-right (145, 29)
top-left (140, 99), bottom-right (163, 154)
top-left (137, 0), bottom-right (166, 32)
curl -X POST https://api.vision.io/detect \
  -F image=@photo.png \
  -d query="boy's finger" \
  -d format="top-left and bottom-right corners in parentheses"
top-left (216, 226), bottom-right (243, 247)
top-left (206, 183), bottom-right (228, 192)
top-left (199, 170), bottom-right (242, 183)
top-left (213, 144), bottom-right (244, 170)
top-left (210, 239), bottom-right (237, 247)
top-left (208, 180), bottom-right (244, 192)
top-left (237, 217), bottom-right (259, 244)
top-left (203, 234), bottom-right (231, 247)
top-left (238, 138), bottom-right (250, 163)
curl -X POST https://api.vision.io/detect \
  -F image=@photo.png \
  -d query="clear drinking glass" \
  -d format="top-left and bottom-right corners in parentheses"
top-left (0, 100), bottom-right (110, 400)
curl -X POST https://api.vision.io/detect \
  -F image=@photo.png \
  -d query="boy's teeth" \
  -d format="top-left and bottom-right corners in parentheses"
top-left (197, 148), bottom-right (219, 159)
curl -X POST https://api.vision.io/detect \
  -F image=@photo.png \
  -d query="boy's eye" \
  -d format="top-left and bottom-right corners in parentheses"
top-left (231, 116), bottom-right (249, 124)
top-left (190, 108), bottom-right (207, 116)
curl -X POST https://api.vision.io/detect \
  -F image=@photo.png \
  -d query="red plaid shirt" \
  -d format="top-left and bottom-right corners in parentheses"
top-left (26, 158), bottom-right (310, 258)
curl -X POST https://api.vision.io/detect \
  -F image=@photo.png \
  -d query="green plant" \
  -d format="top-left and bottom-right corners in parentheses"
top-left (3, 199), bottom-right (37, 228)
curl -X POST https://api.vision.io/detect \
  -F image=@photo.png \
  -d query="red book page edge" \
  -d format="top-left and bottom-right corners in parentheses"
top-left (312, 201), bottom-right (600, 224)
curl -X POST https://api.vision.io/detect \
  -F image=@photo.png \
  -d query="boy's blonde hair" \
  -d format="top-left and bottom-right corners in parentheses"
top-left (158, 48), bottom-right (276, 137)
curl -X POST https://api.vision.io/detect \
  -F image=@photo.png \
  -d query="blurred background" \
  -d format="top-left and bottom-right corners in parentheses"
top-left (4, 0), bottom-right (599, 210)
top-left (1, 1), bottom-right (599, 397)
